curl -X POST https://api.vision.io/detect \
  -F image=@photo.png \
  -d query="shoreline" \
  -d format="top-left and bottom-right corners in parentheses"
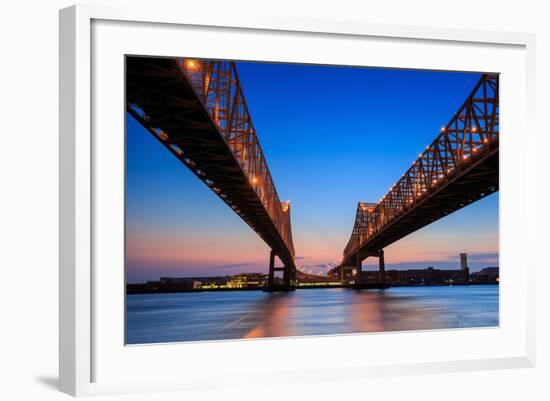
top-left (126, 282), bottom-right (499, 295)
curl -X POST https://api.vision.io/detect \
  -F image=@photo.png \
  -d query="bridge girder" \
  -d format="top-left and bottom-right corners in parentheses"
top-left (341, 74), bottom-right (499, 269)
top-left (126, 57), bottom-right (296, 288)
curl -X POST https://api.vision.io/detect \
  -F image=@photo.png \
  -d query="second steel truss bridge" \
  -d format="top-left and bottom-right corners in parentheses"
top-left (339, 74), bottom-right (499, 286)
top-left (126, 57), bottom-right (296, 290)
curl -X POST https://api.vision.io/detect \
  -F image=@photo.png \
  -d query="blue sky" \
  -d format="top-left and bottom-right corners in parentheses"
top-left (126, 60), bottom-right (498, 283)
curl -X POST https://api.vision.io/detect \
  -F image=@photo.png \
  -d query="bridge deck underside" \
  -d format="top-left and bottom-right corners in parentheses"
top-left (126, 57), bottom-right (294, 268)
top-left (342, 148), bottom-right (498, 266)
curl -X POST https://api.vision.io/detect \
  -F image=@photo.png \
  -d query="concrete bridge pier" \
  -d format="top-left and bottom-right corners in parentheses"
top-left (339, 265), bottom-right (355, 284)
top-left (265, 250), bottom-right (294, 291)
top-left (354, 249), bottom-right (389, 289)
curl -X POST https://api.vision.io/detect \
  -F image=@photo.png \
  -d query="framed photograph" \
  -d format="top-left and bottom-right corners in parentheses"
top-left (59, 4), bottom-right (536, 396)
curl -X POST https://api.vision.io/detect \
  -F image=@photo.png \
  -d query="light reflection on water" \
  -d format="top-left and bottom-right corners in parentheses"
top-left (126, 285), bottom-right (499, 345)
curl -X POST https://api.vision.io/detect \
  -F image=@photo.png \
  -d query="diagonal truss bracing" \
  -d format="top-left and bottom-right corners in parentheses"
top-left (126, 57), bottom-right (295, 271)
top-left (342, 74), bottom-right (499, 266)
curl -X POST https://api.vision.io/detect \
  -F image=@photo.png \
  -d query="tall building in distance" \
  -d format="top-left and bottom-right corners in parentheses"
top-left (460, 253), bottom-right (469, 282)
top-left (460, 253), bottom-right (468, 270)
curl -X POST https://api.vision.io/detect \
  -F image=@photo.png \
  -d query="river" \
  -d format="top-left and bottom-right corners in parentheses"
top-left (126, 285), bottom-right (498, 344)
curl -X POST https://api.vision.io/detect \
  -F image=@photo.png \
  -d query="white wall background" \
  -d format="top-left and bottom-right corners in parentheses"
top-left (0, 0), bottom-right (548, 400)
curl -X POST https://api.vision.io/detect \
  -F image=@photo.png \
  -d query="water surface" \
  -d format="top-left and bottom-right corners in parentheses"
top-left (126, 285), bottom-right (499, 344)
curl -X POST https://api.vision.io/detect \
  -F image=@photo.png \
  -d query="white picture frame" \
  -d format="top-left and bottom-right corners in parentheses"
top-left (59, 4), bottom-right (536, 397)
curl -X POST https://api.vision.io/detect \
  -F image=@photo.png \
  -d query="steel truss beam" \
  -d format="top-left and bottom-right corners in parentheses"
top-left (341, 74), bottom-right (499, 268)
top-left (126, 57), bottom-right (296, 287)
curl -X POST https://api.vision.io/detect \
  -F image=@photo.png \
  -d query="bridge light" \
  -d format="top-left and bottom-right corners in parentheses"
top-left (441, 127), bottom-right (446, 132)
top-left (250, 176), bottom-right (258, 184)
top-left (473, 148), bottom-right (478, 153)
top-left (185, 59), bottom-right (199, 70)
top-left (483, 138), bottom-right (489, 143)
top-left (157, 131), bottom-right (169, 141)
top-left (471, 126), bottom-right (477, 132)
top-left (463, 155), bottom-right (469, 160)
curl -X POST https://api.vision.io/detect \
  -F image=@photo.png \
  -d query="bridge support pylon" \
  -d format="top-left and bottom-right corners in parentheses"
top-left (339, 264), bottom-right (355, 284)
top-left (265, 250), bottom-right (295, 292)
top-left (353, 249), bottom-right (389, 289)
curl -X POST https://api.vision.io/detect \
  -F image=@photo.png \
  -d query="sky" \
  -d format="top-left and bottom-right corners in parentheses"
top-left (126, 61), bottom-right (499, 283)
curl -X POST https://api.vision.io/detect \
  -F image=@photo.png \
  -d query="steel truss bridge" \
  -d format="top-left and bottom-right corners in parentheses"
top-left (126, 57), bottom-right (296, 290)
top-left (127, 56), bottom-right (498, 291)
top-left (338, 74), bottom-right (499, 287)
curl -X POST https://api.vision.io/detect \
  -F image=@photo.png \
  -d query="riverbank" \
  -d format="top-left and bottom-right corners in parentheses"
top-left (126, 281), bottom-right (498, 295)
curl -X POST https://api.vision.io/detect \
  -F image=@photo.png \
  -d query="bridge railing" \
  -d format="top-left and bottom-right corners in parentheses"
top-left (343, 74), bottom-right (499, 262)
top-left (176, 59), bottom-right (295, 260)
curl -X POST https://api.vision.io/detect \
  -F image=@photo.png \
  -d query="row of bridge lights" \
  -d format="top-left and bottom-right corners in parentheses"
top-left (203, 88), bottom-right (280, 217)
top-left (377, 124), bottom-right (488, 207)
top-left (184, 61), bottom-right (295, 228)
top-left (185, 59), bottom-right (489, 230)
top-left (440, 125), bottom-right (479, 133)
top-left (249, 174), bottom-right (291, 213)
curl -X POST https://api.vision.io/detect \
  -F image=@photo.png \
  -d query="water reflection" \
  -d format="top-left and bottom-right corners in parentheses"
top-left (243, 292), bottom-right (295, 338)
top-left (126, 285), bottom-right (499, 344)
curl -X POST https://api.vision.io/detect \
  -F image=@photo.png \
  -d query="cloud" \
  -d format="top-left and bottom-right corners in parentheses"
top-left (213, 262), bottom-right (257, 270)
top-left (440, 251), bottom-right (499, 261)
top-left (385, 261), bottom-right (460, 270)
top-left (300, 262), bottom-right (338, 269)
top-left (297, 262), bottom-right (338, 276)
top-left (465, 252), bottom-right (499, 261)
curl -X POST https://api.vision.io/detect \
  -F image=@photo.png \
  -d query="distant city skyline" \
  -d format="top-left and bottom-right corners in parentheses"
top-left (126, 61), bottom-right (498, 283)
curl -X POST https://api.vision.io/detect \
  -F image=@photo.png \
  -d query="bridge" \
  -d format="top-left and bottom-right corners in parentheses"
top-left (337, 74), bottom-right (499, 288)
top-left (126, 57), bottom-right (296, 290)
